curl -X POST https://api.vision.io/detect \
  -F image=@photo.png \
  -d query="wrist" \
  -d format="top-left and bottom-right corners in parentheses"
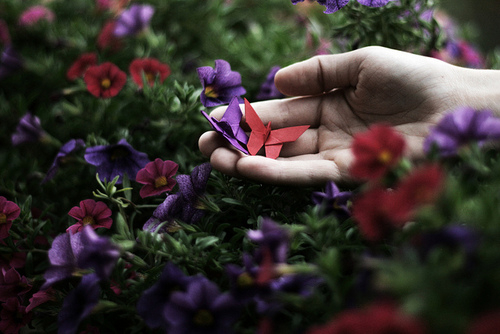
top-left (455, 67), bottom-right (500, 115)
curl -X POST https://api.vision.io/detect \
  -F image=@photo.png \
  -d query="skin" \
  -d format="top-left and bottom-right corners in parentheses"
top-left (199, 46), bottom-right (500, 186)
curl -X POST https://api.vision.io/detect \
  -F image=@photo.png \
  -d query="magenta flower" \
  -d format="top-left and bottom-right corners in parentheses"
top-left (424, 107), bottom-right (500, 156)
top-left (67, 199), bottom-right (112, 233)
top-left (0, 267), bottom-right (32, 302)
top-left (114, 4), bottom-right (154, 37)
top-left (136, 158), bottom-right (179, 198)
top-left (197, 59), bottom-right (246, 107)
top-left (11, 112), bottom-right (48, 146)
top-left (18, 5), bottom-right (55, 27)
top-left (0, 45), bottom-right (23, 80)
top-left (291, 0), bottom-right (391, 14)
top-left (26, 289), bottom-right (56, 312)
top-left (0, 298), bottom-right (32, 334)
top-left (0, 197), bottom-right (20, 240)
top-left (42, 139), bottom-right (85, 184)
top-left (256, 66), bottom-right (285, 101)
top-left (84, 138), bottom-right (150, 184)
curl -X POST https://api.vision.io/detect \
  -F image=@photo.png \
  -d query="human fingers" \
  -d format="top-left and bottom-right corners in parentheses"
top-left (199, 131), bottom-right (227, 158)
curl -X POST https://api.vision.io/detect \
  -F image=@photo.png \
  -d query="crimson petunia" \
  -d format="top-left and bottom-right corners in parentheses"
top-left (84, 62), bottom-right (127, 98)
top-left (350, 124), bottom-right (406, 181)
top-left (66, 53), bottom-right (98, 81)
top-left (129, 58), bottom-right (171, 88)
top-left (0, 197), bottom-right (20, 240)
top-left (67, 199), bottom-right (113, 233)
top-left (136, 158), bottom-right (179, 198)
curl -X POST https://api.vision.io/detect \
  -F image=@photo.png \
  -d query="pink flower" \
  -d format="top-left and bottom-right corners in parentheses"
top-left (0, 298), bottom-right (32, 333)
top-left (67, 199), bottom-right (112, 233)
top-left (18, 6), bottom-right (55, 27)
top-left (136, 158), bottom-right (179, 198)
top-left (0, 197), bottom-right (20, 240)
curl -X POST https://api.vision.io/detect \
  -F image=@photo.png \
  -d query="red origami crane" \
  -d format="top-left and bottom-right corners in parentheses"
top-left (244, 98), bottom-right (309, 159)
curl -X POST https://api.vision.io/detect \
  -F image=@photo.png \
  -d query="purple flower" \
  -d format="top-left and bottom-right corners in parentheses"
top-left (84, 138), bottom-right (150, 184)
top-left (42, 226), bottom-right (120, 289)
top-left (163, 277), bottom-right (241, 334)
top-left (201, 97), bottom-right (249, 154)
top-left (256, 66), bottom-right (285, 101)
top-left (114, 4), bottom-right (154, 37)
top-left (143, 194), bottom-right (184, 233)
top-left (57, 273), bottom-right (100, 334)
top-left (225, 254), bottom-right (267, 303)
top-left (197, 59), bottom-right (246, 107)
top-left (137, 262), bottom-right (194, 330)
top-left (0, 45), bottom-right (23, 79)
top-left (416, 225), bottom-right (479, 261)
top-left (42, 139), bottom-right (85, 184)
top-left (424, 107), bottom-right (500, 156)
top-left (247, 218), bottom-right (290, 263)
top-left (11, 112), bottom-right (48, 146)
top-left (291, 0), bottom-right (391, 14)
top-left (311, 181), bottom-right (352, 218)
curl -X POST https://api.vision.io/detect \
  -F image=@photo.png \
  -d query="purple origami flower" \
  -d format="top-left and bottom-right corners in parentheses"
top-left (201, 97), bottom-right (249, 154)
top-left (197, 59), bottom-right (246, 107)
top-left (57, 273), bottom-right (100, 334)
top-left (42, 139), bottom-right (85, 184)
top-left (42, 226), bottom-right (120, 289)
top-left (137, 262), bottom-right (194, 330)
top-left (291, 0), bottom-right (391, 14)
top-left (114, 4), bottom-right (154, 37)
top-left (311, 181), bottom-right (352, 218)
top-left (424, 107), bottom-right (500, 156)
top-left (256, 66), bottom-right (285, 101)
top-left (11, 112), bottom-right (48, 146)
top-left (0, 45), bottom-right (23, 80)
top-left (84, 138), bottom-right (150, 184)
top-left (247, 218), bottom-right (290, 264)
top-left (163, 276), bottom-right (241, 334)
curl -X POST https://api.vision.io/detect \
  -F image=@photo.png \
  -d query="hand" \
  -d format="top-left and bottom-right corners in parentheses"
top-left (199, 46), bottom-right (496, 186)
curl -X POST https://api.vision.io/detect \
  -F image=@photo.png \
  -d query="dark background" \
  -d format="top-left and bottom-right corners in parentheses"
top-left (439, 0), bottom-right (500, 53)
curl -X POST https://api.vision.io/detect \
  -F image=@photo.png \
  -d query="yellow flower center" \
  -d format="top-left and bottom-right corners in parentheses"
top-left (236, 272), bottom-right (254, 288)
top-left (204, 86), bottom-right (218, 98)
top-left (378, 150), bottom-right (392, 164)
top-left (82, 216), bottom-right (95, 226)
top-left (145, 72), bottom-right (155, 84)
top-left (101, 78), bottom-right (111, 89)
top-left (193, 309), bottom-right (214, 327)
top-left (154, 176), bottom-right (168, 188)
top-left (0, 213), bottom-right (7, 224)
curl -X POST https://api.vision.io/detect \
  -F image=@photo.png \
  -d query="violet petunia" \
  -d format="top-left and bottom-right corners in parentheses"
top-left (84, 138), bottom-right (150, 184)
top-left (201, 97), bottom-right (249, 154)
top-left (136, 158), bottom-right (179, 198)
top-left (142, 194), bottom-right (184, 233)
top-left (197, 59), bottom-right (246, 107)
top-left (137, 262), bottom-right (194, 330)
top-left (42, 139), bottom-right (85, 184)
top-left (247, 218), bottom-right (290, 264)
top-left (11, 112), bottom-right (48, 146)
top-left (163, 276), bottom-right (241, 334)
top-left (256, 66), bottom-right (285, 101)
top-left (291, 0), bottom-right (391, 14)
top-left (114, 4), bottom-right (154, 37)
top-left (311, 181), bottom-right (352, 219)
top-left (0, 45), bottom-right (23, 79)
top-left (57, 273), bottom-right (100, 334)
top-left (424, 107), bottom-right (500, 156)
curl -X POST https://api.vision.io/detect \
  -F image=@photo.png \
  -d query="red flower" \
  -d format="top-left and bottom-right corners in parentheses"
top-left (136, 158), bottom-right (179, 198)
top-left (84, 62), bottom-right (126, 98)
top-left (350, 124), bottom-right (406, 180)
top-left (305, 303), bottom-right (426, 334)
top-left (97, 20), bottom-right (123, 52)
top-left (467, 310), bottom-right (500, 334)
top-left (0, 197), bottom-right (20, 240)
top-left (0, 298), bottom-right (32, 334)
top-left (129, 58), bottom-right (171, 88)
top-left (66, 52), bottom-right (98, 81)
top-left (67, 199), bottom-right (113, 233)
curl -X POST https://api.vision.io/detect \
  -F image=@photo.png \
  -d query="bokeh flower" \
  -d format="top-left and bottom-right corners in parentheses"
top-left (42, 139), bottom-right (86, 184)
top-left (66, 53), bottom-right (98, 81)
top-left (0, 267), bottom-right (32, 302)
top-left (0, 20), bottom-right (10, 46)
top-left (466, 310), bottom-right (500, 334)
top-left (11, 112), bottom-right (49, 146)
top-left (129, 57), bottom-right (171, 88)
top-left (114, 4), bottom-right (154, 37)
top-left (291, 0), bottom-right (391, 14)
top-left (0, 297), bottom-right (32, 334)
top-left (247, 218), bottom-right (290, 263)
top-left (136, 158), bottom-right (179, 198)
top-left (97, 20), bottom-right (124, 52)
top-left (0, 197), bottom-right (20, 240)
top-left (0, 45), bottom-right (23, 80)
top-left (84, 138), bottom-right (150, 184)
top-left (197, 59), bottom-right (246, 107)
top-left (424, 107), bottom-right (500, 157)
top-left (311, 181), bottom-right (352, 218)
top-left (350, 124), bottom-right (406, 180)
top-left (84, 62), bottom-right (127, 98)
top-left (18, 5), bottom-right (55, 27)
top-left (256, 66), bottom-right (285, 101)
top-left (67, 199), bottom-right (113, 233)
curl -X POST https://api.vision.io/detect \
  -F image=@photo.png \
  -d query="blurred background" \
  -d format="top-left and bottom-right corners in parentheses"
top-left (439, 0), bottom-right (500, 53)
